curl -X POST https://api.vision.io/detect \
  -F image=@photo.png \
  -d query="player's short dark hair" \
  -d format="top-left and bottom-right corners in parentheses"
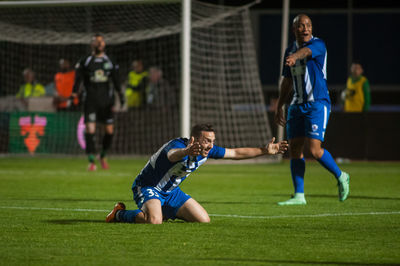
top-left (190, 124), bottom-right (214, 138)
top-left (91, 33), bottom-right (104, 43)
top-left (93, 33), bottom-right (103, 38)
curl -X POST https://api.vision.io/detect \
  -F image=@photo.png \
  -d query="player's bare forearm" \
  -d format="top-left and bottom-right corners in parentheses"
top-left (294, 47), bottom-right (312, 60)
top-left (112, 75), bottom-right (122, 95)
top-left (167, 148), bottom-right (189, 162)
top-left (275, 77), bottom-right (292, 126)
top-left (277, 77), bottom-right (293, 108)
top-left (285, 47), bottom-right (312, 66)
top-left (224, 147), bottom-right (266, 160)
top-left (167, 137), bottom-right (201, 162)
top-left (224, 139), bottom-right (288, 159)
top-left (72, 67), bottom-right (83, 94)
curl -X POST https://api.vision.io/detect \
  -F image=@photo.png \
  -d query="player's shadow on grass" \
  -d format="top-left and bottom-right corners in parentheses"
top-left (273, 194), bottom-right (400, 201)
top-left (44, 219), bottom-right (185, 224)
top-left (198, 201), bottom-right (265, 205)
top-left (12, 198), bottom-right (127, 203)
top-left (44, 219), bottom-right (105, 225)
top-left (198, 257), bottom-right (395, 265)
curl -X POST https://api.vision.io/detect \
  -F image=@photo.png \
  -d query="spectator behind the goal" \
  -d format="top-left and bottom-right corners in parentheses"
top-left (125, 59), bottom-right (148, 108)
top-left (16, 68), bottom-right (45, 99)
top-left (342, 61), bottom-right (371, 112)
top-left (54, 59), bottom-right (79, 111)
top-left (145, 66), bottom-right (177, 109)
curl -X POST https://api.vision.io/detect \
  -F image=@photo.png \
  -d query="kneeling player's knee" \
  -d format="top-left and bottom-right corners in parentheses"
top-left (142, 212), bottom-right (162, 224)
top-left (200, 217), bottom-right (210, 223)
top-left (147, 217), bottom-right (163, 224)
top-left (197, 214), bottom-right (210, 223)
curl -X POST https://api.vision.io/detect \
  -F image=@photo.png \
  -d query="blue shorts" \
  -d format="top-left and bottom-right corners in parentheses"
top-left (286, 101), bottom-right (330, 141)
top-left (132, 184), bottom-right (191, 220)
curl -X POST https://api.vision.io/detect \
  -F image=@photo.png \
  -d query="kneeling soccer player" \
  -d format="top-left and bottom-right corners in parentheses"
top-left (106, 123), bottom-right (288, 224)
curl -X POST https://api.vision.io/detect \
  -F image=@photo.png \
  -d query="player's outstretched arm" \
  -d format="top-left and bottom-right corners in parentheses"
top-left (223, 137), bottom-right (288, 160)
top-left (167, 137), bottom-right (201, 162)
top-left (285, 47), bottom-right (312, 67)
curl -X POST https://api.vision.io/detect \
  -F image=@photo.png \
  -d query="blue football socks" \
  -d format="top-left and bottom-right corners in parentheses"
top-left (290, 158), bottom-right (305, 193)
top-left (117, 209), bottom-right (143, 223)
top-left (317, 149), bottom-right (342, 179)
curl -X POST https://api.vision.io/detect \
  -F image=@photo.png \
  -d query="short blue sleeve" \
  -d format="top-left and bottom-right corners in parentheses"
top-left (305, 38), bottom-right (326, 59)
top-left (163, 138), bottom-right (188, 162)
top-left (208, 145), bottom-right (226, 159)
top-left (165, 138), bottom-right (187, 153)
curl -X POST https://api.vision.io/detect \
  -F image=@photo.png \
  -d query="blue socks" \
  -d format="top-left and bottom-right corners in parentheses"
top-left (117, 209), bottom-right (143, 223)
top-left (291, 158), bottom-right (305, 193)
top-left (290, 150), bottom-right (342, 195)
top-left (317, 150), bottom-right (342, 179)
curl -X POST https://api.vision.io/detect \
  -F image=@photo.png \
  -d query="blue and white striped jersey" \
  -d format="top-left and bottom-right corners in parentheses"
top-left (282, 36), bottom-right (330, 105)
top-left (133, 138), bottom-right (226, 193)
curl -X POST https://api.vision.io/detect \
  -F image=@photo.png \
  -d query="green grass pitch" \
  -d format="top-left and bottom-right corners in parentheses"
top-left (0, 157), bottom-right (399, 265)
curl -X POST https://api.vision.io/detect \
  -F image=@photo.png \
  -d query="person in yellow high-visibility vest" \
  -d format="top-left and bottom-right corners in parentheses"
top-left (16, 68), bottom-right (46, 99)
top-left (342, 62), bottom-right (371, 112)
top-left (125, 60), bottom-right (148, 108)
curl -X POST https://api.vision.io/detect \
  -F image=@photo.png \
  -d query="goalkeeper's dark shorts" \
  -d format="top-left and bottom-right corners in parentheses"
top-left (84, 103), bottom-right (114, 124)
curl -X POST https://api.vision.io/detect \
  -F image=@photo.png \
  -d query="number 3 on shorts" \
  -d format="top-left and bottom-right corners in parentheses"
top-left (146, 188), bottom-right (159, 198)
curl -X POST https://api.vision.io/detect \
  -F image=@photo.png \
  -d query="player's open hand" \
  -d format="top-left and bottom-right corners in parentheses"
top-left (266, 137), bottom-right (288, 155)
top-left (185, 137), bottom-right (201, 156)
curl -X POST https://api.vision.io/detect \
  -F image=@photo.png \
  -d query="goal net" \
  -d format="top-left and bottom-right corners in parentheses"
top-left (0, 0), bottom-right (274, 158)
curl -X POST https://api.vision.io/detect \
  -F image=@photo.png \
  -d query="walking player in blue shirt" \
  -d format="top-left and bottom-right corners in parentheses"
top-left (275, 14), bottom-right (350, 205)
top-left (106, 124), bottom-right (288, 224)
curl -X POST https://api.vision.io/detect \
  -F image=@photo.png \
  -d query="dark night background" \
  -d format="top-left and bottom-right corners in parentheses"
top-left (206, 0), bottom-right (400, 106)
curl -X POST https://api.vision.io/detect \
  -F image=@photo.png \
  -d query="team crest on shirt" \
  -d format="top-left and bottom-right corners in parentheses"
top-left (91, 69), bottom-right (108, 82)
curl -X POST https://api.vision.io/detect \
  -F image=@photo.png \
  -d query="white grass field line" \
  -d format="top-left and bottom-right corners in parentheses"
top-left (0, 206), bottom-right (399, 220)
